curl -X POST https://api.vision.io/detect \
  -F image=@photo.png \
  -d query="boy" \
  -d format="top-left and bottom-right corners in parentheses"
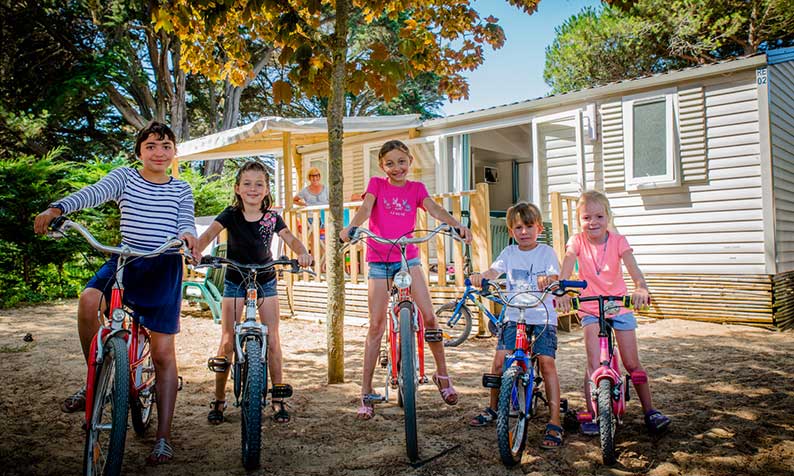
top-left (468, 202), bottom-right (564, 449)
top-left (33, 121), bottom-right (197, 464)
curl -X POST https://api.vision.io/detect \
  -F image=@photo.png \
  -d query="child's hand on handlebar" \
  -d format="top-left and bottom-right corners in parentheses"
top-left (555, 294), bottom-right (573, 314)
top-left (455, 225), bottom-right (473, 244)
top-left (180, 233), bottom-right (198, 262)
top-left (33, 207), bottom-right (63, 235)
top-left (297, 253), bottom-right (313, 268)
top-left (339, 226), bottom-right (353, 243)
top-left (470, 272), bottom-right (484, 288)
top-left (631, 288), bottom-right (651, 310)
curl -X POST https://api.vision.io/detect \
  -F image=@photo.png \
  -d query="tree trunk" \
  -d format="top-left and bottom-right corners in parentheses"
top-left (170, 39), bottom-right (187, 142)
top-left (326, 0), bottom-right (349, 384)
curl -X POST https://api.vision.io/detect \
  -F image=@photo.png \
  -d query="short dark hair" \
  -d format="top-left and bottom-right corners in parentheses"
top-left (506, 202), bottom-right (544, 230)
top-left (134, 121), bottom-right (176, 157)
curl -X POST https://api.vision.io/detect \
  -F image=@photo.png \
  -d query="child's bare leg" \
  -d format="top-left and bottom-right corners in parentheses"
top-left (259, 295), bottom-right (282, 384)
top-left (582, 324), bottom-right (601, 415)
top-left (489, 349), bottom-right (508, 410)
top-left (77, 288), bottom-right (104, 363)
top-left (214, 298), bottom-right (240, 402)
top-left (150, 331), bottom-right (178, 441)
top-left (363, 279), bottom-right (389, 395)
top-left (538, 355), bottom-right (561, 426)
top-left (615, 329), bottom-right (653, 413)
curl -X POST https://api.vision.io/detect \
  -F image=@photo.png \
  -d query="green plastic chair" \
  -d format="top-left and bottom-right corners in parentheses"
top-left (182, 243), bottom-right (226, 324)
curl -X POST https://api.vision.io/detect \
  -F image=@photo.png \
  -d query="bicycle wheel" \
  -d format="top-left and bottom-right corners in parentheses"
top-left (435, 301), bottom-right (472, 347)
top-left (496, 366), bottom-right (529, 467)
top-left (241, 338), bottom-right (263, 470)
top-left (130, 330), bottom-right (155, 436)
top-left (83, 336), bottom-right (129, 476)
top-left (597, 379), bottom-right (617, 465)
top-left (398, 306), bottom-right (419, 461)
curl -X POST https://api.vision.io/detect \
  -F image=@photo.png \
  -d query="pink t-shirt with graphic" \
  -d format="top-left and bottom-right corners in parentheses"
top-left (364, 176), bottom-right (428, 263)
top-left (566, 232), bottom-right (632, 317)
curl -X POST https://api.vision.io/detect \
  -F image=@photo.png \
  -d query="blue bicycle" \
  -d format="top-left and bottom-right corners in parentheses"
top-left (480, 279), bottom-right (586, 466)
top-left (435, 277), bottom-right (506, 347)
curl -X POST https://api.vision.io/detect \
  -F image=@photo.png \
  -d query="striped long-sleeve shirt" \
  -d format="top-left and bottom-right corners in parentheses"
top-left (53, 167), bottom-right (197, 252)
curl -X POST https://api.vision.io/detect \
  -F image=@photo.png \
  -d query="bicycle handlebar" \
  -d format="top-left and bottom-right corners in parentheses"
top-left (484, 279), bottom-right (588, 310)
top-left (571, 295), bottom-right (633, 310)
top-left (196, 255), bottom-right (315, 276)
top-left (344, 223), bottom-right (464, 246)
top-left (48, 216), bottom-right (187, 259)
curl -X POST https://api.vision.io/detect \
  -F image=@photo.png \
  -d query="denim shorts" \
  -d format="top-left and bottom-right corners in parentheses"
top-left (581, 312), bottom-right (637, 331)
top-left (497, 321), bottom-right (558, 358)
top-left (368, 258), bottom-right (421, 280)
top-left (222, 278), bottom-right (278, 299)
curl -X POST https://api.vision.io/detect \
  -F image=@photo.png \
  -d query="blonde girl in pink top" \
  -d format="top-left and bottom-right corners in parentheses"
top-left (557, 190), bottom-right (671, 435)
top-left (340, 140), bottom-right (472, 420)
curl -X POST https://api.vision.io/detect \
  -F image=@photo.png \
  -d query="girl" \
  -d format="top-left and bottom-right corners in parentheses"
top-left (340, 140), bottom-right (472, 420)
top-left (557, 190), bottom-right (671, 435)
top-left (197, 161), bottom-right (311, 425)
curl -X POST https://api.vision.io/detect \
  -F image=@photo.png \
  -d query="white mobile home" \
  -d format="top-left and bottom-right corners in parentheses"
top-left (178, 47), bottom-right (794, 329)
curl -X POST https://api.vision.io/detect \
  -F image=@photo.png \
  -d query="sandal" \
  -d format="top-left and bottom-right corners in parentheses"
top-left (272, 400), bottom-right (290, 423)
top-left (356, 398), bottom-right (375, 420)
top-left (432, 373), bottom-right (458, 405)
top-left (469, 407), bottom-right (497, 427)
top-left (207, 400), bottom-right (226, 425)
top-left (145, 438), bottom-right (174, 465)
top-left (540, 423), bottom-right (564, 449)
top-left (61, 386), bottom-right (86, 413)
top-left (644, 409), bottom-right (671, 434)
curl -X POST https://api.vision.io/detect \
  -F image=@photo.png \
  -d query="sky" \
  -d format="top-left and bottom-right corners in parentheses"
top-left (441, 0), bottom-right (602, 117)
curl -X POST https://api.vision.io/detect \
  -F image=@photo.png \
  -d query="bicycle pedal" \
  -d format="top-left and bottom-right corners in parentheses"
top-left (624, 375), bottom-right (632, 401)
top-left (379, 349), bottom-right (388, 368)
top-left (560, 397), bottom-right (569, 413)
top-left (177, 376), bottom-right (183, 391)
top-left (424, 328), bottom-right (443, 343)
top-left (390, 378), bottom-right (399, 389)
top-left (207, 356), bottom-right (230, 373)
top-left (270, 383), bottom-right (293, 399)
top-left (482, 373), bottom-right (501, 388)
top-left (419, 375), bottom-right (429, 384)
top-left (363, 393), bottom-right (387, 404)
top-left (577, 411), bottom-right (594, 423)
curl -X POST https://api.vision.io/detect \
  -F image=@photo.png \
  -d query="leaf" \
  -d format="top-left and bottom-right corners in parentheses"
top-left (272, 79), bottom-right (293, 104)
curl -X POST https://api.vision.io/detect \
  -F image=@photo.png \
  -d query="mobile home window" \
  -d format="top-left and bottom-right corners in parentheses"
top-left (622, 91), bottom-right (678, 189)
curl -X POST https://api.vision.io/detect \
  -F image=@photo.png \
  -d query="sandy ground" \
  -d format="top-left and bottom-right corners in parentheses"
top-left (1, 300), bottom-right (793, 476)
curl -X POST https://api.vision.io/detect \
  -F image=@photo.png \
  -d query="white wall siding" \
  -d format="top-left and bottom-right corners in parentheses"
top-left (605, 76), bottom-right (766, 274)
top-left (769, 60), bottom-right (794, 272)
top-left (538, 119), bottom-right (580, 217)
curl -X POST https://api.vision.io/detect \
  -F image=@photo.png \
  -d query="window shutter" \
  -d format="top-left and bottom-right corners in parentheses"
top-left (600, 100), bottom-right (625, 190)
top-left (678, 86), bottom-right (708, 182)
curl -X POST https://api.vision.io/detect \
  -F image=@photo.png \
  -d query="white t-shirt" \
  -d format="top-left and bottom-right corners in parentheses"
top-left (491, 244), bottom-right (560, 325)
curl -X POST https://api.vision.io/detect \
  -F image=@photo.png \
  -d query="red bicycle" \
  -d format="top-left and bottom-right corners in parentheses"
top-left (346, 224), bottom-right (463, 462)
top-left (49, 217), bottom-right (187, 476)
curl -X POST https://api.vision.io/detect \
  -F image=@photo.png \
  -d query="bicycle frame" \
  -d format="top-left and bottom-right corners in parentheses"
top-left (444, 278), bottom-right (505, 329)
top-left (387, 264), bottom-right (426, 390)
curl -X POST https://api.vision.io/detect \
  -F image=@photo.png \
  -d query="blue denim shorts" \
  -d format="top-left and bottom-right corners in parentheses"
top-left (222, 278), bottom-right (278, 299)
top-left (581, 312), bottom-right (637, 331)
top-left (497, 322), bottom-right (558, 358)
top-left (368, 258), bottom-right (421, 280)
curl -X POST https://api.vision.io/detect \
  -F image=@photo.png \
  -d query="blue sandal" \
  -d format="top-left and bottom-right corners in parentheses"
top-left (644, 409), bottom-right (671, 434)
top-left (469, 407), bottom-right (497, 427)
top-left (540, 423), bottom-right (564, 449)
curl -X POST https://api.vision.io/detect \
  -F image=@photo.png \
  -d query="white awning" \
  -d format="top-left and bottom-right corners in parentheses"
top-left (177, 115), bottom-right (421, 162)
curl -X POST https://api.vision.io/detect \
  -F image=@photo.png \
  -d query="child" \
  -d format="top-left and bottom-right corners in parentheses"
top-left (556, 190), bottom-right (671, 435)
top-left (196, 161), bottom-right (311, 425)
top-left (469, 202), bottom-right (565, 449)
top-left (339, 139), bottom-right (472, 420)
top-left (33, 121), bottom-right (197, 465)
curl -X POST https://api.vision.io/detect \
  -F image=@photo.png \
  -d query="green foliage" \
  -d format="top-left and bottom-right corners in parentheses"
top-left (177, 165), bottom-right (233, 217)
top-left (545, 0), bottom-right (794, 93)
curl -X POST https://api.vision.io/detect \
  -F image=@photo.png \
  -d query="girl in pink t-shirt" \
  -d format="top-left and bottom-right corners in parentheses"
top-left (340, 140), bottom-right (472, 420)
top-left (557, 190), bottom-right (671, 435)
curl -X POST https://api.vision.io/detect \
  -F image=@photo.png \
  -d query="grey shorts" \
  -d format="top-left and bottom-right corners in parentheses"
top-left (497, 322), bottom-right (558, 358)
top-left (581, 312), bottom-right (637, 331)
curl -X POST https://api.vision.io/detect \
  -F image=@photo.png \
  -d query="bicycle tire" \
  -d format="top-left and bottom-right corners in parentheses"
top-left (83, 336), bottom-right (129, 476)
top-left (435, 301), bottom-right (472, 347)
top-left (399, 306), bottom-right (419, 461)
top-left (496, 366), bottom-right (529, 467)
top-left (598, 378), bottom-right (617, 465)
top-left (241, 338), bottom-right (263, 470)
top-left (130, 330), bottom-right (155, 436)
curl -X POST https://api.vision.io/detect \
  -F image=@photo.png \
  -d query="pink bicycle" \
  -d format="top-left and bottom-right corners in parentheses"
top-left (571, 294), bottom-right (642, 465)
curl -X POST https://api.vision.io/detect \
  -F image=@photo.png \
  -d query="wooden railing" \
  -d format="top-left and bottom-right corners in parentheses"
top-left (549, 191), bottom-right (579, 262)
top-left (282, 182), bottom-right (493, 287)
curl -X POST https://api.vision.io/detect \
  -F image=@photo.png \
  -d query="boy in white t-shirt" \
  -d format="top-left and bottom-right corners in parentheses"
top-left (469, 202), bottom-right (564, 449)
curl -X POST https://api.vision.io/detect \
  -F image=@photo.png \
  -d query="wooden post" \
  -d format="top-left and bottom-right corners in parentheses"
top-left (313, 209), bottom-right (321, 281)
top-left (470, 183), bottom-right (491, 336)
top-left (434, 197), bottom-right (447, 286)
top-left (283, 209), bottom-right (295, 316)
top-left (170, 158), bottom-right (180, 178)
top-left (550, 192), bottom-right (565, 262)
top-left (349, 204), bottom-right (359, 284)
top-left (418, 208), bottom-right (429, 283)
top-left (283, 132), bottom-right (293, 209)
top-left (451, 196), bottom-right (465, 287)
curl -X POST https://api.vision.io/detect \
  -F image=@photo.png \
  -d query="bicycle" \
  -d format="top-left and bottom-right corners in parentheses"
top-left (200, 255), bottom-right (311, 470)
top-left (435, 277), bottom-right (506, 347)
top-left (47, 217), bottom-right (187, 476)
top-left (480, 278), bottom-right (586, 466)
top-left (570, 293), bottom-right (640, 465)
top-left (345, 223), bottom-right (464, 462)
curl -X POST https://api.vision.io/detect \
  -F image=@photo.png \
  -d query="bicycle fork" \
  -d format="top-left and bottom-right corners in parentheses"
top-left (589, 336), bottom-right (626, 422)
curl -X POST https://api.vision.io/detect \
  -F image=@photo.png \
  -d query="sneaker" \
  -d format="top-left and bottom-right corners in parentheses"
top-left (61, 387), bottom-right (86, 413)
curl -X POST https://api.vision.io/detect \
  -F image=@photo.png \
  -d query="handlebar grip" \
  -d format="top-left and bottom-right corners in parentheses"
top-left (480, 278), bottom-right (492, 296)
top-left (571, 297), bottom-right (580, 310)
top-left (623, 295), bottom-right (632, 308)
top-left (340, 226), bottom-right (359, 243)
top-left (50, 215), bottom-right (67, 230)
top-left (559, 279), bottom-right (587, 290)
